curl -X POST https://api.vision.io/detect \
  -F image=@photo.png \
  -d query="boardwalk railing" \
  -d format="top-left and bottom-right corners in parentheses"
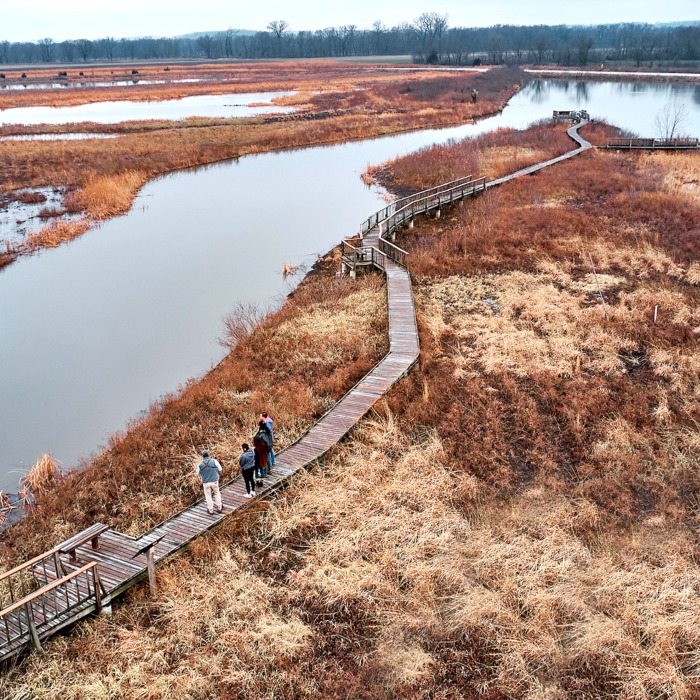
top-left (606, 137), bottom-right (699, 150)
top-left (1, 561), bottom-right (102, 659)
top-left (359, 174), bottom-right (476, 236)
top-left (347, 176), bottom-right (487, 273)
top-left (553, 109), bottom-right (590, 123)
top-left (0, 546), bottom-right (64, 611)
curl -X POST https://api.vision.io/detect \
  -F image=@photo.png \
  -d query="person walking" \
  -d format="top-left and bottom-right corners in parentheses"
top-left (261, 412), bottom-right (275, 472)
top-left (197, 450), bottom-right (223, 515)
top-left (239, 443), bottom-right (256, 498)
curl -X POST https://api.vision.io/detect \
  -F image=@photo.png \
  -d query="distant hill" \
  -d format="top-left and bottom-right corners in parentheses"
top-left (175, 30), bottom-right (256, 40)
top-left (653, 20), bottom-right (700, 28)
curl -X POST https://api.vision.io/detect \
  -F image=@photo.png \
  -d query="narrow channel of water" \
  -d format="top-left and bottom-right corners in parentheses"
top-left (0, 91), bottom-right (296, 126)
top-left (1, 79), bottom-right (699, 493)
top-left (0, 78), bottom-right (216, 91)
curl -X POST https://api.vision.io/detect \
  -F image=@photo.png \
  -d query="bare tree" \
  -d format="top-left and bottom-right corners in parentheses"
top-left (533, 35), bottom-right (549, 64)
top-left (267, 20), bottom-right (289, 39)
top-left (38, 37), bottom-right (54, 63)
top-left (654, 101), bottom-right (690, 140)
top-left (101, 36), bottom-right (117, 61)
top-left (575, 36), bottom-right (594, 65)
top-left (75, 38), bottom-right (92, 62)
top-left (60, 40), bottom-right (75, 62)
top-left (414, 12), bottom-right (448, 62)
top-left (219, 302), bottom-right (270, 349)
top-left (197, 34), bottom-right (217, 59)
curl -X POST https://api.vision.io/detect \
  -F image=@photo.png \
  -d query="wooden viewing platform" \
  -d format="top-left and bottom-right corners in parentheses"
top-left (606, 137), bottom-right (699, 150)
top-left (0, 120), bottom-right (593, 665)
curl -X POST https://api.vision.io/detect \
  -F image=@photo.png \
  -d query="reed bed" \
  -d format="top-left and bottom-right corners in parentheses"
top-left (25, 219), bottom-right (91, 250)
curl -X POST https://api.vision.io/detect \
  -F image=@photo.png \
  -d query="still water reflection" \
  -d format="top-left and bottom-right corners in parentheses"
top-left (0, 91), bottom-right (296, 126)
top-left (0, 79), bottom-right (698, 493)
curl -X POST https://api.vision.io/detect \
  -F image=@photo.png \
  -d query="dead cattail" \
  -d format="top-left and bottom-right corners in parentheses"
top-left (21, 454), bottom-right (62, 496)
top-left (282, 262), bottom-right (300, 278)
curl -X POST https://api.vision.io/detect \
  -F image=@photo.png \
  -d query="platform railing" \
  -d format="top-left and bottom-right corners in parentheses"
top-left (0, 562), bottom-right (102, 657)
top-left (345, 175), bottom-right (487, 273)
top-left (606, 137), bottom-right (699, 150)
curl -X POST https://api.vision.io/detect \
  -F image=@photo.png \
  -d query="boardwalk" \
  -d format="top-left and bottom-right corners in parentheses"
top-left (1, 121), bottom-right (591, 664)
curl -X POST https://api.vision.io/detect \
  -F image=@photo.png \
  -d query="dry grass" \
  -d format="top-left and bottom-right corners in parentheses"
top-left (366, 120), bottom-right (573, 193)
top-left (69, 171), bottom-right (146, 219)
top-left (25, 219), bottom-right (91, 250)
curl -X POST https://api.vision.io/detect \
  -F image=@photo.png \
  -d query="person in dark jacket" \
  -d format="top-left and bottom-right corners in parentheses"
top-left (253, 433), bottom-right (269, 487)
top-left (255, 420), bottom-right (273, 478)
top-left (261, 412), bottom-right (275, 472)
top-left (239, 443), bottom-right (256, 498)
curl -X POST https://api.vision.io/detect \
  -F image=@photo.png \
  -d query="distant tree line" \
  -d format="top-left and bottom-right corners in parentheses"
top-left (1, 16), bottom-right (699, 67)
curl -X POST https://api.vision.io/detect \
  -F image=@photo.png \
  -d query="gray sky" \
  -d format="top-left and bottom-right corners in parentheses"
top-left (2, 0), bottom-right (698, 43)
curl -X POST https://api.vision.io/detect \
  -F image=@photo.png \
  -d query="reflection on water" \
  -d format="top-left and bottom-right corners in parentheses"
top-left (0, 91), bottom-right (296, 126)
top-left (0, 78), bottom-right (699, 492)
top-left (0, 78), bottom-right (216, 91)
top-left (516, 80), bottom-right (700, 136)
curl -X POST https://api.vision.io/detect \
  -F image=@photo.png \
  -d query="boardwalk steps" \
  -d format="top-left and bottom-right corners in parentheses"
top-left (0, 120), bottom-right (592, 665)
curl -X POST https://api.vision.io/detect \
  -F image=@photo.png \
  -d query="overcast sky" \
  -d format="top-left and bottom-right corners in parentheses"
top-left (2, 0), bottom-right (698, 43)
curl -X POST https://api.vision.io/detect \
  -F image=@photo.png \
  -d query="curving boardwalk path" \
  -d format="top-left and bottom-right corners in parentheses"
top-left (0, 121), bottom-right (591, 663)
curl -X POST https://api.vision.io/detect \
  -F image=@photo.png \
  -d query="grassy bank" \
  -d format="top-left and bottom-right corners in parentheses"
top-left (0, 64), bottom-right (522, 263)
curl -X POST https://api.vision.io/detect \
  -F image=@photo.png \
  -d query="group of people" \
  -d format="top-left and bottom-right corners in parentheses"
top-left (195, 412), bottom-right (275, 514)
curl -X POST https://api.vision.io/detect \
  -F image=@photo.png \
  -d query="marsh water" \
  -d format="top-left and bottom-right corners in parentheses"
top-left (1, 78), bottom-right (699, 494)
top-left (0, 91), bottom-right (296, 126)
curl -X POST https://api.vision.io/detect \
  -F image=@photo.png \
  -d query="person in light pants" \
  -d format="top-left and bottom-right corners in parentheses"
top-left (197, 450), bottom-right (223, 515)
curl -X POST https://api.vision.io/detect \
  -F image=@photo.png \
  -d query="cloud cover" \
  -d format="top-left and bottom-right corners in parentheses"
top-left (2, 0), bottom-right (698, 43)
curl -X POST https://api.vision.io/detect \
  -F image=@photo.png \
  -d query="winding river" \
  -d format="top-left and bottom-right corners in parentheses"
top-left (1, 78), bottom-right (699, 494)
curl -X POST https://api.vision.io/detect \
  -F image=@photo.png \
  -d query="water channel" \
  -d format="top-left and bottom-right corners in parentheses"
top-left (1, 78), bottom-right (699, 494)
top-left (0, 91), bottom-right (296, 126)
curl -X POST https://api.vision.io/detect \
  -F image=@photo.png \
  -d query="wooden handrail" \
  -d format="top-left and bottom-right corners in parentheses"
top-left (379, 238), bottom-right (409, 257)
top-left (0, 562), bottom-right (97, 618)
top-left (0, 545), bottom-right (62, 584)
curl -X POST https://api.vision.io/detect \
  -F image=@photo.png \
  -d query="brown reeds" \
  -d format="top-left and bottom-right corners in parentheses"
top-left (25, 219), bottom-right (91, 250)
top-left (18, 454), bottom-right (62, 508)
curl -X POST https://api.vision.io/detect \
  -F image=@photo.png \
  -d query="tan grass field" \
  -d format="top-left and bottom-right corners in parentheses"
top-left (3, 124), bottom-right (700, 697)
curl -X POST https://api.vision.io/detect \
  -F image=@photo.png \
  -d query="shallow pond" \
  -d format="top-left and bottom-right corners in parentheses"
top-left (0, 78), bottom-right (699, 494)
top-left (0, 78), bottom-right (216, 91)
top-left (0, 91), bottom-right (296, 126)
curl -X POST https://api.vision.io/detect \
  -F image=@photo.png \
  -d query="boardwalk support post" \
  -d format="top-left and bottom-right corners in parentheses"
top-left (25, 603), bottom-right (42, 655)
top-left (132, 534), bottom-right (164, 598)
top-left (146, 548), bottom-right (157, 596)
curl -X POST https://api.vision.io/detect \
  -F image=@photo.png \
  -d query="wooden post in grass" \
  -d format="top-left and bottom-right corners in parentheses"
top-left (588, 253), bottom-right (608, 321)
top-left (654, 305), bottom-right (659, 324)
top-left (132, 535), bottom-right (164, 597)
top-left (146, 548), bottom-right (157, 595)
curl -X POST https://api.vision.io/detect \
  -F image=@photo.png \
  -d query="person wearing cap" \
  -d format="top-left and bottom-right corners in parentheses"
top-left (196, 450), bottom-right (223, 515)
